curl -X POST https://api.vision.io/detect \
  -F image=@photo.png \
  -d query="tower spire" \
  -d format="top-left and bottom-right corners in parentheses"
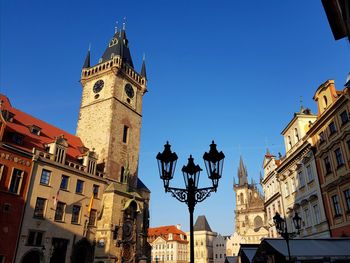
top-left (82, 45), bottom-right (91, 69)
top-left (237, 156), bottom-right (248, 186)
top-left (141, 53), bottom-right (147, 80)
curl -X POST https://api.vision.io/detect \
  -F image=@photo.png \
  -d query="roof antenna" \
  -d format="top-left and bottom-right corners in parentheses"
top-left (115, 21), bottom-right (119, 33)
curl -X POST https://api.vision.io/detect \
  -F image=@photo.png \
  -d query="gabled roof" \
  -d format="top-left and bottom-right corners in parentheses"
top-left (0, 94), bottom-right (86, 161)
top-left (148, 225), bottom-right (188, 243)
top-left (194, 215), bottom-right (212, 232)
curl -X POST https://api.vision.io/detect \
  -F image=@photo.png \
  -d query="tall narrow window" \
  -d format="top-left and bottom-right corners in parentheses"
top-left (324, 156), bottom-right (332, 174)
top-left (54, 202), bottom-right (65, 221)
top-left (319, 132), bottom-right (325, 143)
top-left (93, 184), bottom-right (99, 198)
top-left (313, 204), bottom-right (320, 224)
top-left (329, 122), bottom-right (337, 135)
top-left (71, 205), bottom-right (81, 224)
top-left (60, 175), bottom-right (69, 190)
top-left (88, 209), bottom-right (97, 226)
top-left (9, 168), bottom-right (23, 194)
top-left (334, 148), bottom-right (344, 167)
top-left (340, 110), bottom-right (349, 125)
top-left (304, 208), bottom-right (310, 227)
top-left (76, 180), bottom-right (84, 194)
top-left (40, 169), bottom-right (51, 185)
top-left (33, 198), bottom-right (46, 219)
top-left (288, 136), bottom-right (292, 149)
top-left (295, 128), bottom-right (299, 141)
top-left (306, 165), bottom-right (314, 182)
top-left (122, 125), bottom-right (129, 143)
top-left (344, 189), bottom-right (350, 212)
top-left (331, 195), bottom-right (341, 217)
top-left (298, 171), bottom-right (305, 188)
top-left (120, 166), bottom-right (125, 183)
top-left (285, 182), bottom-right (290, 197)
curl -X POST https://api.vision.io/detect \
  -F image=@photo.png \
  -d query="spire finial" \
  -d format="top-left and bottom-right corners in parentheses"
top-left (300, 96), bottom-right (304, 112)
top-left (115, 21), bottom-right (119, 33)
top-left (88, 43), bottom-right (91, 51)
top-left (143, 53), bottom-right (146, 61)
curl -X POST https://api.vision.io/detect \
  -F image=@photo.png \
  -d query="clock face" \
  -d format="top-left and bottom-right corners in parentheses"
top-left (124, 84), bottom-right (134, 99)
top-left (93, 80), bottom-right (104, 93)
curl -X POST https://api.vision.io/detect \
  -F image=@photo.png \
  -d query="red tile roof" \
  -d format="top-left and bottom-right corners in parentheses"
top-left (148, 225), bottom-right (188, 243)
top-left (0, 94), bottom-right (85, 161)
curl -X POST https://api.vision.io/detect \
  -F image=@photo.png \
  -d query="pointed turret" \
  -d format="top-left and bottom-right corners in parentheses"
top-left (237, 156), bottom-right (248, 186)
top-left (83, 48), bottom-right (90, 68)
top-left (141, 55), bottom-right (147, 80)
top-left (100, 25), bottom-right (134, 68)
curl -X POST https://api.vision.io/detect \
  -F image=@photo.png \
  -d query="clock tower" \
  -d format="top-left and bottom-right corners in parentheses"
top-left (77, 25), bottom-right (147, 185)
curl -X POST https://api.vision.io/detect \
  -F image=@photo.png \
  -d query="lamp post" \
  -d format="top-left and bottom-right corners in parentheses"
top-left (156, 141), bottom-right (225, 263)
top-left (273, 212), bottom-right (302, 262)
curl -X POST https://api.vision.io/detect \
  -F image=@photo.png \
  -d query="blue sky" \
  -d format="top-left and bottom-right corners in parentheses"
top-left (1, 0), bottom-right (349, 235)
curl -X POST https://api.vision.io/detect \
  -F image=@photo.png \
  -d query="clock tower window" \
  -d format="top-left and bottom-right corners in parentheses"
top-left (122, 125), bottom-right (129, 143)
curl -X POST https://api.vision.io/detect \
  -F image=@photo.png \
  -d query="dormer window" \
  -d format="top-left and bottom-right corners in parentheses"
top-left (12, 133), bottom-right (24, 145)
top-left (2, 110), bottom-right (15, 122)
top-left (30, 125), bottom-right (41, 135)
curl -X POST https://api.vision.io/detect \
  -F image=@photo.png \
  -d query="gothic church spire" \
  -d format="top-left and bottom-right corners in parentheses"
top-left (237, 156), bottom-right (248, 186)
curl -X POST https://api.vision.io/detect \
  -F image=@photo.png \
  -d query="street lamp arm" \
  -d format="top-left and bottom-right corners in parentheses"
top-left (194, 188), bottom-right (214, 203)
top-left (167, 187), bottom-right (188, 203)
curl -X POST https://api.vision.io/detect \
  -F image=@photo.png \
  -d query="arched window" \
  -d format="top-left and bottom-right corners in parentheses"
top-left (295, 128), bottom-right (299, 141)
top-left (323, 95), bottom-right (328, 107)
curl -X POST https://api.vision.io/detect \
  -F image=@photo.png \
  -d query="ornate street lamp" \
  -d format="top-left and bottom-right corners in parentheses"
top-left (156, 141), bottom-right (225, 263)
top-left (273, 212), bottom-right (302, 262)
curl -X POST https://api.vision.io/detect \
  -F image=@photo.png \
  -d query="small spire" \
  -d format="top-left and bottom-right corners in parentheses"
top-left (115, 21), bottom-right (119, 34)
top-left (141, 53), bottom-right (147, 80)
top-left (83, 46), bottom-right (91, 68)
top-left (122, 16), bottom-right (127, 30)
top-left (300, 96), bottom-right (304, 112)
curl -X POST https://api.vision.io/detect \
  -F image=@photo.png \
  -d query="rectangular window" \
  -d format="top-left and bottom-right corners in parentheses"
top-left (88, 209), bottom-right (97, 226)
top-left (122, 125), bottom-right (129, 143)
top-left (285, 182), bottom-right (290, 197)
top-left (304, 208), bottom-right (310, 227)
top-left (9, 168), bottom-right (23, 194)
top-left (331, 195), bottom-right (342, 217)
top-left (324, 156), bottom-right (332, 174)
top-left (54, 201), bottom-right (65, 221)
top-left (319, 132), bottom-right (325, 143)
top-left (329, 122), bottom-right (337, 135)
top-left (291, 177), bottom-right (296, 192)
top-left (27, 230), bottom-right (44, 246)
top-left (40, 169), bottom-right (51, 185)
top-left (0, 164), bottom-right (4, 182)
top-left (344, 189), bottom-right (350, 212)
top-left (93, 184), bottom-right (99, 198)
top-left (120, 166), bottom-right (125, 183)
top-left (313, 204), bottom-right (320, 224)
top-left (340, 110), bottom-right (349, 125)
top-left (306, 165), bottom-right (314, 182)
top-left (298, 171), bottom-right (305, 188)
top-left (60, 175), bottom-right (69, 190)
top-left (33, 197), bottom-right (46, 219)
top-left (334, 148), bottom-right (344, 167)
top-left (71, 205), bottom-right (81, 224)
top-left (76, 179), bottom-right (84, 194)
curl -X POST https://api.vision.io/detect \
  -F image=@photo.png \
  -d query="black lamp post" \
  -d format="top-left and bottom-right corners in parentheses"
top-left (273, 212), bottom-right (302, 262)
top-left (156, 141), bottom-right (225, 263)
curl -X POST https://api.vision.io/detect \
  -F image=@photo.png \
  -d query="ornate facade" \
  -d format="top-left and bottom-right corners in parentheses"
top-left (233, 157), bottom-right (268, 243)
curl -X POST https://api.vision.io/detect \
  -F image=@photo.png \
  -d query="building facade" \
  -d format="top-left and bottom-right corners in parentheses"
top-left (148, 225), bottom-right (188, 263)
top-left (276, 106), bottom-right (330, 238)
top-left (0, 24), bottom-right (151, 263)
top-left (234, 157), bottom-right (268, 243)
top-left (0, 97), bottom-right (33, 263)
top-left (261, 150), bottom-right (282, 238)
top-left (308, 80), bottom-right (350, 237)
top-left (187, 216), bottom-right (217, 263)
